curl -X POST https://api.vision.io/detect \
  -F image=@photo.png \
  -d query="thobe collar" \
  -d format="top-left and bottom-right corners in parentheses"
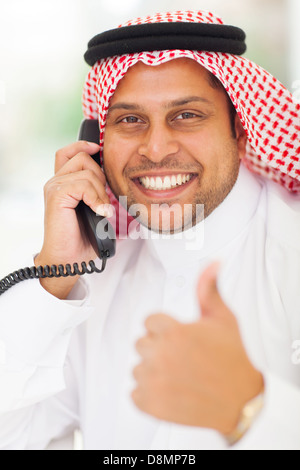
top-left (139, 163), bottom-right (263, 271)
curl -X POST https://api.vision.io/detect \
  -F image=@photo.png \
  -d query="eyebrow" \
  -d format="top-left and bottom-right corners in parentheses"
top-left (166, 96), bottom-right (214, 108)
top-left (107, 96), bottom-right (214, 114)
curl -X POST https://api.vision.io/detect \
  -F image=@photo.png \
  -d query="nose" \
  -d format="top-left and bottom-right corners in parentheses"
top-left (137, 121), bottom-right (180, 162)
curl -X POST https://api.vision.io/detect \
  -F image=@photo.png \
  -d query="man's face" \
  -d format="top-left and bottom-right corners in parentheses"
top-left (103, 58), bottom-right (246, 233)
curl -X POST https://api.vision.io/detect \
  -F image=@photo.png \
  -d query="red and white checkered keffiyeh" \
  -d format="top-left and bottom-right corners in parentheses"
top-left (82, 10), bottom-right (300, 233)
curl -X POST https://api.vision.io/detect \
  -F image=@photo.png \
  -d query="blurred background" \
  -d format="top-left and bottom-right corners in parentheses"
top-left (0, 0), bottom-right (299, 276)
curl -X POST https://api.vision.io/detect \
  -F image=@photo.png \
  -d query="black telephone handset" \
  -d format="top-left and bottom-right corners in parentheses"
top-left (77, 119), bottom-right (116, 259)
top-left (0, 119), bottom-right (116, 296)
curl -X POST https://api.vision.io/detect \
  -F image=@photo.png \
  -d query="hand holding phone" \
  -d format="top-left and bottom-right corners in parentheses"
top-left (76, 119), bottom-right (116, 260)
top-left (34, 121), bottom-right (116, 299)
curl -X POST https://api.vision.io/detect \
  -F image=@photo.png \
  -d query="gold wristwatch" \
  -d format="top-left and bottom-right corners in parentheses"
top-left (225, 391), bottom-right (265, 446)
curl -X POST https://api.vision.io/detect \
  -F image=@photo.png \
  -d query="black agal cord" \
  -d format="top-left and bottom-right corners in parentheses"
top-left (84, 22), bottom-right (246, 66)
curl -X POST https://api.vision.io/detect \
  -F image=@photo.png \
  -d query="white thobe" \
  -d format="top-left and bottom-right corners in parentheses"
top-left (0, 164), bottom-right (299, 450)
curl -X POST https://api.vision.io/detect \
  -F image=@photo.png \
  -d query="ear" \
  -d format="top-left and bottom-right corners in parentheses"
top-left (234, 114), bottom-right (247, 160)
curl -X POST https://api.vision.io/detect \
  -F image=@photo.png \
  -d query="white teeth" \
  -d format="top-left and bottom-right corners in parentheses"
top-left (156, 177), bottom-right (163, 190)
top-left (163, 176), bottom-right (171, 189)
top-left (139, 174), bottom-right (193, 190)
top-left (150, 177), bottom-right (155, 189)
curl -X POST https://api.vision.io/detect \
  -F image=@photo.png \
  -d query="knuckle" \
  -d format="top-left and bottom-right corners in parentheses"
top-left (47, 182), bottom-right (62, 198)
top-left (43, 177), bottom-right (55, 194)
top-left (132, 364), bottom-right (141, 381)
top-left (131, 388), bottom-right (143, 408)
top-left (78, 152), bottom-right (99, 170)
top-left (75, 151), bottom-right (86, 159)
top-left (55, 145), bottom-right (72, 163)
top-left (144, 315), bottom-right (156, 331)
top-left (55, 148), bottom-right (63, 160)
top-left (43, 180), bottom-right (50, 193)
top-left (82, 168), bottom-right (94, 179)
top-left (80, 178), bottom-right (92, 191)
top-left (77, 151), bottom-right (90, 162)
top-left (135, 337), bottom-right (145, 351)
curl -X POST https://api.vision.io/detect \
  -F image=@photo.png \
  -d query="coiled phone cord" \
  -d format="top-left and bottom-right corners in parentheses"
top-left (0, 258), bottom-right (107, 296)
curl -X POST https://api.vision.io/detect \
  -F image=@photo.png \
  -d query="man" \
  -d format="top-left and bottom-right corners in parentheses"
top-left (0, 10), bottom-right (299, 450)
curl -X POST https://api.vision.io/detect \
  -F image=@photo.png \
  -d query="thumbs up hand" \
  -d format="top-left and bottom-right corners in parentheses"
top-left (132, 262), bottom-right (264, 435)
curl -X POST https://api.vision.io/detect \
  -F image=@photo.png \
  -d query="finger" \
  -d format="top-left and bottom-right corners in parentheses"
top-left (145, 313), bottom-right (178, 336)
top-left (131, 387), bottom-right (142, 410)
top-left (55, 151), bottom-right (106, 186)
top-left (55, 141), bottom-right (101, 174)
top-left (132, 363), bottom-right (145, 382)
top-left (135, 336), bottom-right (154, 359)
top-left (48, 169), bottom-right (110, 205)
top-left (47, 178), bottom-right (109, 213)
top-left (197, 261), bottom-right (233, 321)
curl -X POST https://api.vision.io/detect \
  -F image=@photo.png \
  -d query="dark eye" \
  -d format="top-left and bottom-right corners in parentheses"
top-left (176, 112), bottom-right (197, 120)
top-left (121, 116), bottom-right (143, 123)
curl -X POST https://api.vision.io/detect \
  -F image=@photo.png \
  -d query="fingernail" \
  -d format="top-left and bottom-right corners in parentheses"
top-left (96, 203), bottom-right (114, 218)
top-left (87, 141), bottom-right (100, 147)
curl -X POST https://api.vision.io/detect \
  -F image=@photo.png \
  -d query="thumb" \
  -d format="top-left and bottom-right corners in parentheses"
top-left (197, 261), bottom-right (232, 321)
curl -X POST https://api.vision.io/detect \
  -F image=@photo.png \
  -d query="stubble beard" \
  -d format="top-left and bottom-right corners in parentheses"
top-left (104, 150), bottom-right (241, 235)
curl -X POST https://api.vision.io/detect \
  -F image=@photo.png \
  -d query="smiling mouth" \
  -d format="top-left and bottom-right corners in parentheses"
top-left (135, 173), bottom-right (196, 191)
